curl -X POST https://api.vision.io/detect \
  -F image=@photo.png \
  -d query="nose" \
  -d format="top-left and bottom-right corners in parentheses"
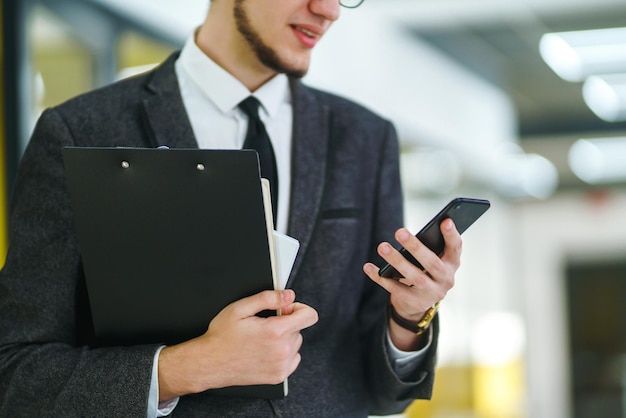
top-left (309, 0), bottom-right (341, 22)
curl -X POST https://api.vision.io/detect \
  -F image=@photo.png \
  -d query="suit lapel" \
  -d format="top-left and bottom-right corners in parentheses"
top-left (140, 53), bottom-right (198, 149)
top-left (286, 79), bottom-right (332, 284)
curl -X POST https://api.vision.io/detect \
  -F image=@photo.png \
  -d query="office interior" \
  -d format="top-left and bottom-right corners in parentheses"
top-left (1, 0), bottom-right (625, 417)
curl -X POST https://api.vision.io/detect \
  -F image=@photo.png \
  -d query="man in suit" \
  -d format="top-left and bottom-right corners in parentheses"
top-left (0, 0), bottom-right (462, 416)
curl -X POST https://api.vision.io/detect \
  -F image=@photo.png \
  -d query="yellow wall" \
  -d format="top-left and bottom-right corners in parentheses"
top-left (407, 361), bottom-right (526, 418)
top-left (0, 0), bottom-right (8, 266)
top-left (0, 7), bottom-right (176, 267)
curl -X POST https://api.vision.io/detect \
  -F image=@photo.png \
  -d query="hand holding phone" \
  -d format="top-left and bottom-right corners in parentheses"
top-left (379, 197), bottom-right (490, 279)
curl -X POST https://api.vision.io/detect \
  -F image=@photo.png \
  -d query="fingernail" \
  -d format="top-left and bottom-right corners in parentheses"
top-left (380, 243), bottom-right (391, 255)
top-left (397, 229), bottom-right (411, 242)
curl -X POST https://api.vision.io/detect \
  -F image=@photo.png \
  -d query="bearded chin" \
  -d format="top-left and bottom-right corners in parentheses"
top-left (257, 50), bottom-right (308, 79)
top-left (233, 1), bottom-right (309, 78)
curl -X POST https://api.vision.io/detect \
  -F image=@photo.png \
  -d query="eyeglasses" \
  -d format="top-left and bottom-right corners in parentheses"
top-left (339, 0), bottom-right (365, 8)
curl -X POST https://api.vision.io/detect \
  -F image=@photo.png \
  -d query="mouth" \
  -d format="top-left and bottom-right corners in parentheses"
top-left (295, 26), bottom-right (318, 38)
top-left (291, 24), bottom-right (322, 48)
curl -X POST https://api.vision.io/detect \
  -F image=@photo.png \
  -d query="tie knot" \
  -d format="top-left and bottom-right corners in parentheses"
top-left (238, 96), bottom-right (261, 120)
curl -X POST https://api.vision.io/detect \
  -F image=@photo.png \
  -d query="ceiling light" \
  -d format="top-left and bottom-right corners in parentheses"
top-left (492, 144), bottom-right (559, 199)
top-left (582, 74), bottom-right (626, 122)
top-left (539, 27), bottom-right (626, 82)
top-left (569, 137), bottom-right (626, 183)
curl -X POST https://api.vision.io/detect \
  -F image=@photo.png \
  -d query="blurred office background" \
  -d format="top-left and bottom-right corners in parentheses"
top-left (1, 0), bottom-right (626, 417)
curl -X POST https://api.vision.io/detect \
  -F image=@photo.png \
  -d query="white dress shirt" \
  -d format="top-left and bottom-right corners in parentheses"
top-left (148, 35), bottom-right (431, 417)
top-left (175, 36), bottom-right (292, 234)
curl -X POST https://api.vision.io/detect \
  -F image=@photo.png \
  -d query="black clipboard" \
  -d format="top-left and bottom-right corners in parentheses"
top-left (63, 147), bottom-right (285, 398)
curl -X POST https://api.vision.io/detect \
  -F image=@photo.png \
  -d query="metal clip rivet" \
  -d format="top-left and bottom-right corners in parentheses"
top-left (121, 161), bottom-right (130, 169)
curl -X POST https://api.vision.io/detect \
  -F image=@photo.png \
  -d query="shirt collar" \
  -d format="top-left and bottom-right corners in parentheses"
top-left (178, 35), bottom-right (290, 118)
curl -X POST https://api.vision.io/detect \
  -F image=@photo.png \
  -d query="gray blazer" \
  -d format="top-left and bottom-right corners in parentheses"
top-left (0, 53), bottom-right (438, 417)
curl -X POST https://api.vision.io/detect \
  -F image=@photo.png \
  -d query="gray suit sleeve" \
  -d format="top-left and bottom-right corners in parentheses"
top-left (0, 109), bottom-right (159, 417)
top-left (360, 120), bottom-right (439, 415)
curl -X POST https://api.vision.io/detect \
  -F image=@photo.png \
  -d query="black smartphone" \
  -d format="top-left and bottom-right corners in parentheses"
top-left (379, 197), bottom-right (490, 279)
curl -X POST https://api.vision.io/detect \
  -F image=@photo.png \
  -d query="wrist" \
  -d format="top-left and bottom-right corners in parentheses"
top-left (388, 301), bottom-right (439, 335)
top-left (158, 345), bottom-right (189, 401)
top-left (158, 341), bottom-right (207, 401)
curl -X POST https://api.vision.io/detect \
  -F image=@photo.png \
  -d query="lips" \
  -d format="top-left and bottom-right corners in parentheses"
top-left (297, 27), bottom-right (317, 37)
top-left (291, 24), bottom-right (322, 48)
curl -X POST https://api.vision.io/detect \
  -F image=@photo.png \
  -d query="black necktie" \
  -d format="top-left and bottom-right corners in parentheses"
top-left (239, 96), bottom-right (278, 222)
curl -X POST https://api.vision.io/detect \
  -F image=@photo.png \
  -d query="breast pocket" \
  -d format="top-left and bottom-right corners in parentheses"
top-left (301, 208), bottom-right (368, 305)
top-left (314, 207), bottom-right (367, 272)
top-left (321, 208), bottom-right (363, 220)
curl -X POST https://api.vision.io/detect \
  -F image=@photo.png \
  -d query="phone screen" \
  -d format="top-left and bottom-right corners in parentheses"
top-left (379, 197), bottom-right (490, 279)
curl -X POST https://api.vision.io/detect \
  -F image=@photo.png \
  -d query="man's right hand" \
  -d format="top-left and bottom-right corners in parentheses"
top-left (157, 289), bottom-right (318, 402)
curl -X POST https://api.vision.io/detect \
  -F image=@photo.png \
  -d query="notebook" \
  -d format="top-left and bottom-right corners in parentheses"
top-left (63, 146), bottom-right (296, 398)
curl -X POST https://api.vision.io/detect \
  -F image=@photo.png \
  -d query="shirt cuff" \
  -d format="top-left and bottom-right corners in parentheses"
top-left (148, 346), bottom-right (180, 417)
top-left (385, 325), bottom-right (433, 380)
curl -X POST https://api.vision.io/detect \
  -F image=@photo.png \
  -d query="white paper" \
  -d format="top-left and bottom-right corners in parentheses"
top-left (272, 231), bottom-right (299, 290)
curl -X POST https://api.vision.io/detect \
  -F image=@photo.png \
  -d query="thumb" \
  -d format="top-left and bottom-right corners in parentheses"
top-left (229, 289), bottom-right (296, 319)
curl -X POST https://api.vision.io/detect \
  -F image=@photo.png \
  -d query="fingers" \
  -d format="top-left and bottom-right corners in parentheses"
top-left (229, 289), bottom-right (296, 319)
top-left (278, 301), bottom-right (319, 332)
top-left (439, 218), bottom-right (462, 270)
top-left (364, 221), bottom-right (462, 316)
top-left (392, 228), bottom-right (438, 279)
top-left (381, 221), bottom-right (461, 286)
top-left (363, 262), bottom-right (435, 317)
top-left (364, 262), bottom-right (416, 295)
top-left (225, 289), bottom-right (318, 335)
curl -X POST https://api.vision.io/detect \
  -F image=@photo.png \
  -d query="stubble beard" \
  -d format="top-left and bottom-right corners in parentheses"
top-left (233, 0), bottom-right (308, 78)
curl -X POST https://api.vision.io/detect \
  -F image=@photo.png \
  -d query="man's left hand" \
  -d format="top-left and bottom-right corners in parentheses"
top-left (363, 218), bottom-right (461, 351)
